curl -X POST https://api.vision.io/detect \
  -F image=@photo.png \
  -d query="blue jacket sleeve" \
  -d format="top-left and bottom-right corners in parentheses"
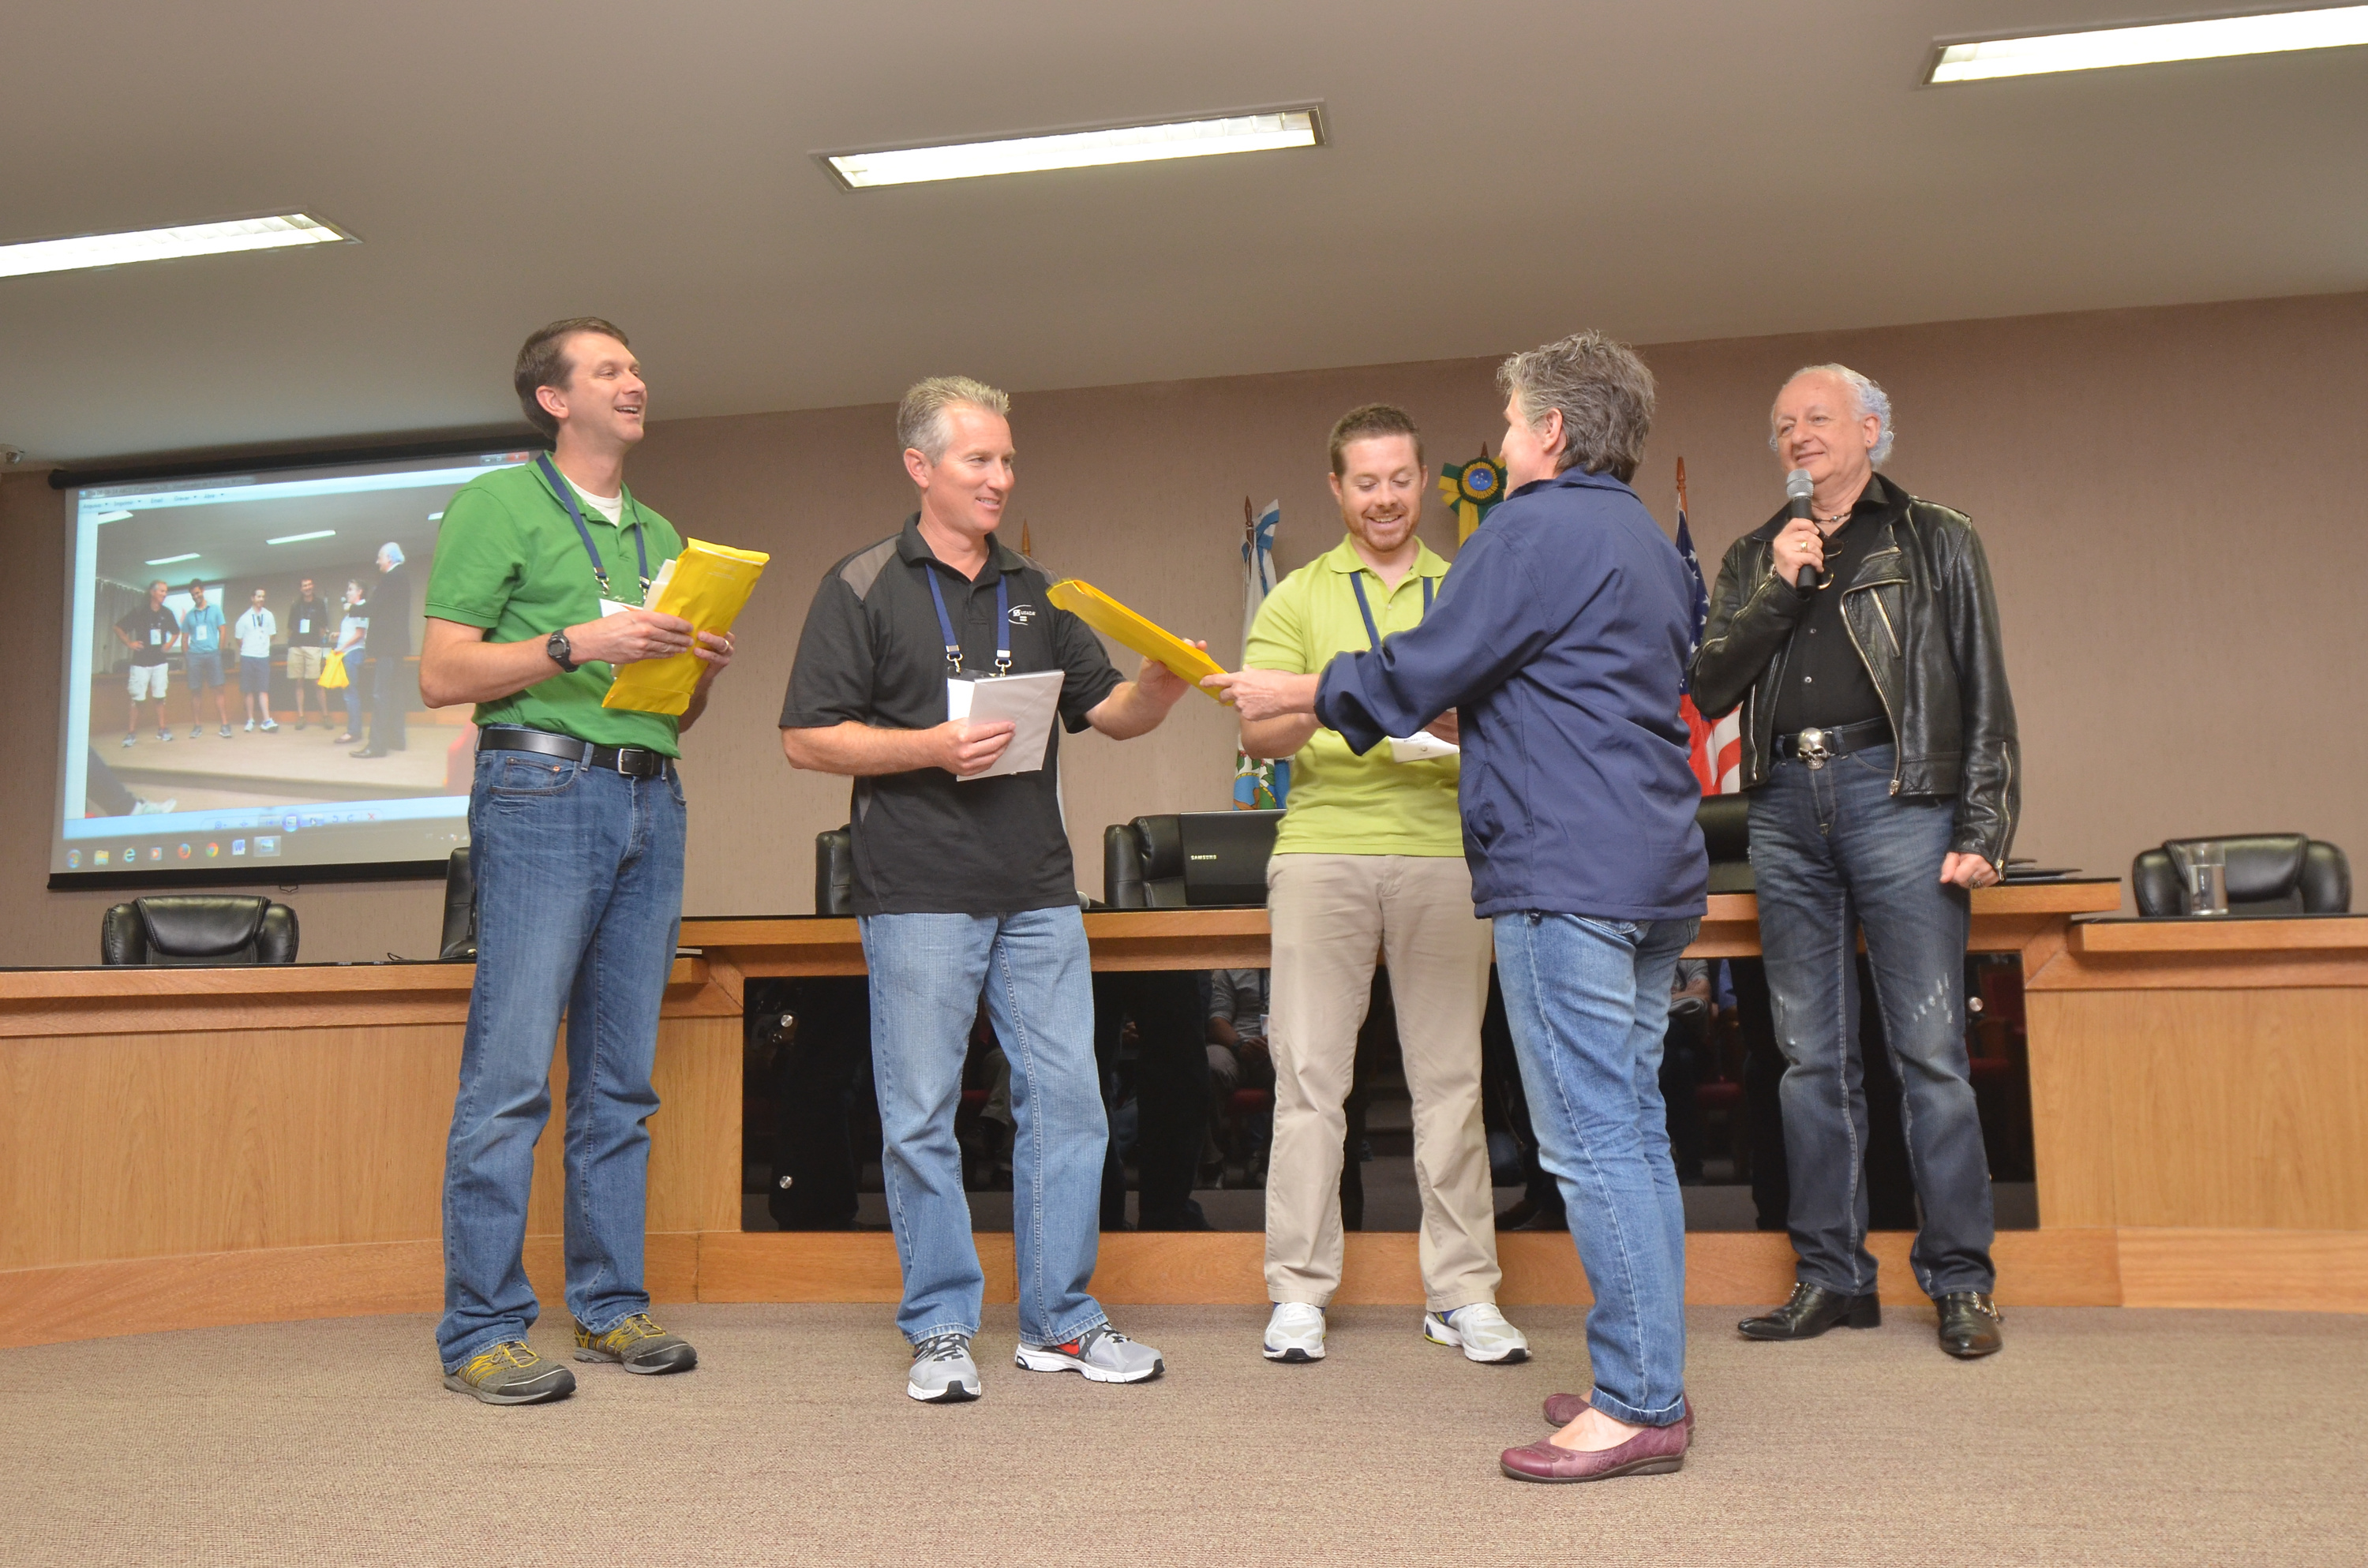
top-left (1314, 528), bottom-right (1555, 754)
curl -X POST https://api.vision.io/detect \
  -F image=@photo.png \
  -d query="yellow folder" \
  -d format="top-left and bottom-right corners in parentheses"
top-left (1045, 578), bottom-right (1228, 699)
top-left (601, 538), bottom-right (772, 716)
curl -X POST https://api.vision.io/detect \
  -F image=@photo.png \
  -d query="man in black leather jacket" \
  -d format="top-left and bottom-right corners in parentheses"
top-left (1691, 364), bottom-right (2017, 1360)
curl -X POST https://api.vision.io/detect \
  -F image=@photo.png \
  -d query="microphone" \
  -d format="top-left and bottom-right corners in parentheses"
top-left (1785, 468), bottom-right (1819, 590)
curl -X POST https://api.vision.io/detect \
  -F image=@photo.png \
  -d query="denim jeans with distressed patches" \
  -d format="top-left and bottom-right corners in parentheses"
top-left (1747, 743), bottom-right (1995, 1298)
top-left (438, 740), bottom-right (686, 1369)
top-left (1493, 910), bottom-right (1698, 1428)
top-left (860, 905), bottom-right (1109, 1347)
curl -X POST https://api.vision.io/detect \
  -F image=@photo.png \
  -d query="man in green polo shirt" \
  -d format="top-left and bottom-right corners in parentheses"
top-left (1238, 404), bottom-right (1527, 1368)
top-left (418, 317), bottom-right (735, 1405)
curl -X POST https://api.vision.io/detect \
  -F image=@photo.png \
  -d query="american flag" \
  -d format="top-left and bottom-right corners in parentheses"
top-left (1674, 461), bottom-right (1741, 795)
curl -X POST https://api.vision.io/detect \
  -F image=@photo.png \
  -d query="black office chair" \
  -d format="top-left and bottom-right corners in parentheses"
top-left (439, 848), bottom-right (478, 960)
top-left (817, 827), bottom-right (855, 916)
top-left (2131, 835), bottom-right (2351, 917)
top-left (1103, 810), bottom-right (1284, 908)
top-left (101, 895), bottom-right (298, 966)
top-left (1696, 793), bottom-right (1753, 894)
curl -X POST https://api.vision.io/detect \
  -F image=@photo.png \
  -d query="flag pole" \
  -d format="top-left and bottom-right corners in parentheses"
top-left (1676, 455), bottom-right (1689, 518)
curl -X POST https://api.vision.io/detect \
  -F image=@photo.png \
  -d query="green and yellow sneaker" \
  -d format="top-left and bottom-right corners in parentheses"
top-left (444, 1340), bottom-right (576, 1405)
top-left (573, 1312), bottom-right (698, 1375)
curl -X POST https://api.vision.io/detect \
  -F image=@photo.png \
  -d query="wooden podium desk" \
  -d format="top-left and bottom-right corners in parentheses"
top-left (7, 885), bottom-right (2359, 1349)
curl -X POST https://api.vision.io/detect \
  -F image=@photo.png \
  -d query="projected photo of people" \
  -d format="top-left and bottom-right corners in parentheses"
top-left (55, 449), bottom-right (533, 879)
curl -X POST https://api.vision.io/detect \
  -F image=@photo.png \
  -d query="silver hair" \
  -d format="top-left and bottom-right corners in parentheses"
top-left (1771, 364), bottom-right (1895, 466)
top-left (898, 376), bottom-right (1012, 464)
top-left (1495, 331), bottom-right (1655, 484)
top-left (379, 542), bottom-right (405, 567)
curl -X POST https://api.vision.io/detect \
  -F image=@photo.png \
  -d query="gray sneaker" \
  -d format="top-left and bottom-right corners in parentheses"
top-left (908, 1330), bottom-right (981, 1403)
top-left (572, 1312), bottom-right (696, 1375)
top-left (444, 1339), bottom-right (576, 1405)
top-left (1014, 1323), bottom-right (1165, 1384)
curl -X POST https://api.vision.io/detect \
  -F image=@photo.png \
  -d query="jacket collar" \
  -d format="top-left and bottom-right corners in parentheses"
top-left (897, 512), bottom-right (1025, 582)
top-left (1320, 533), bottom-right (1449, 581)
top-left (1505, 467), bottom-right (1638, 506)
top-left (1747, 471), bottom-right (1905, 542)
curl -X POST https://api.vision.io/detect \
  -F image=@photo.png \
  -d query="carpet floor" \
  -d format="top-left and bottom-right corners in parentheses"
top-left (6, 1304), bottom-right (2364, 1567)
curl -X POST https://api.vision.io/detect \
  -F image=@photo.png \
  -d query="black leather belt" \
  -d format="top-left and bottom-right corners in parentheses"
top-left (478, 727), bottom-right (674, 779)
top-left (1772, 717), bottom-right (1893, 767)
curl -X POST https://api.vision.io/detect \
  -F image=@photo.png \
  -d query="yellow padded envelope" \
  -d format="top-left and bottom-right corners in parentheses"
top-left (602, 538), bottom-right (771, 716)
top-left (1045, 578), bottom-right (1228, 700)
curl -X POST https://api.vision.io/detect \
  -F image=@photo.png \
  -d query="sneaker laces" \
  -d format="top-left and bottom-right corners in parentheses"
top-left (466, 1341), bottom-right (538, 1377)
top-left (606, 1312), bottom-right (666, 1345)
top-left (913, 1331), bottom-right (971, 1364)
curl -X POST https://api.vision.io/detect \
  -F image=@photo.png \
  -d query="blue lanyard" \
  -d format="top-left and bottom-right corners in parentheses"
top-left (536, 454), bottom-right (650, 603)
top-left (1349, 571), bottom-right (1433, 650)
top-left (925, 567), bottom-right (1010, 678)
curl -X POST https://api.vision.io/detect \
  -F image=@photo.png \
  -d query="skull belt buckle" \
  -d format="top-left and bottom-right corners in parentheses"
top-left (1797, 728), bottom-right (1834, 770)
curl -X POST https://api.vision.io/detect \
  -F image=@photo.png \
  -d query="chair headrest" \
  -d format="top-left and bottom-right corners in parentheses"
top-left (1695, 794), bottom-right (1749, 865)
top-left (1133, 815), bottom-right (1185, 880)
top-left (134, 895), bottom-right (270, 957)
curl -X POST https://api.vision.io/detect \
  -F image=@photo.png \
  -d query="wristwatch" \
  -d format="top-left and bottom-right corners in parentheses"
top-left (546, 628), bottom-right (578, 673)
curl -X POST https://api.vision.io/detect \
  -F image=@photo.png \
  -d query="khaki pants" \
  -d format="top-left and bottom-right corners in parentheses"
top-left (1264, 852), bottom-right (1499, 1311)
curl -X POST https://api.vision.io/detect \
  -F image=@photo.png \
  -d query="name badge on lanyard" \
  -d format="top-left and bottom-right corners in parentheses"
top-left (537, 454), bottom-right (650, 621)
top-left (929, 567), bottom-right (1010, 717)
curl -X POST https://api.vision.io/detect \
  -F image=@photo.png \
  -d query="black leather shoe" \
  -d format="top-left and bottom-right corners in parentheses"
top-left (1935, 1291), bottom-right (2004, 1358)
top-left (1737, 1282), bottom-right (1882, 1341)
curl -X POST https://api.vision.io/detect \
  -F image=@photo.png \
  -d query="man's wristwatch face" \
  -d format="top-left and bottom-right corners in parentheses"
top-left (547, 628), bottom-right (576, 672)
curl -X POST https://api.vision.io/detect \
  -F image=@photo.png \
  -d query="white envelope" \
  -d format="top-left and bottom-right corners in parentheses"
top-left (1388, 731), bottom-right (1459, 763)
top-left (946, 669), bottom-right (1066, 780)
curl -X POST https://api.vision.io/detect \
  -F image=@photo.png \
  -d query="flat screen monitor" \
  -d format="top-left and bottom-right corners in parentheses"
top-left (49, 443), bottom-right (540, 889)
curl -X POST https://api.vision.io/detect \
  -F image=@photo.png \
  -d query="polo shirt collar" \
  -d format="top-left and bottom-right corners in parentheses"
top-left (1320, 533), bottom-right (1449, 582)
top-left (897, 513), bottom-right (1025, 581)
top-left (526, 455), bottom-right (638, 528)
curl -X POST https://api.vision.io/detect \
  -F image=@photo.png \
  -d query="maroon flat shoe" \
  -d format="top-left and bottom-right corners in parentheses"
top-left (1501, 1419), bottom-right (1688, 1484)
top-left (1543, 1392), bottom-right (1694, 1433)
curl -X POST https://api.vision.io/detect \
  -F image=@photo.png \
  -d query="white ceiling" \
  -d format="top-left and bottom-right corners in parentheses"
top-left (4, 0), bottom-right (2363, 463)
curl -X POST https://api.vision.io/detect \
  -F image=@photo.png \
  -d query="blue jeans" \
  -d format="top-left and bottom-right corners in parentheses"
top-left (1748, 744), bottom-right (1995, 1298)
top-left (860, 906), bottom-right (1108, 1347)
top-left (1493, 911), bottom-right (1698, 1428)
top-left (437, 738), bottom-right (686, 1368)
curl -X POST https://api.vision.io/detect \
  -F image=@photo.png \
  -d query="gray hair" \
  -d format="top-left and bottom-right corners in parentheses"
top-left (379, 542), bottom-right (405, 567)
top-left (1496, 331), bottom-right (1655, 484)
top-left (898, 376), bottom-right (1011, 464)
top-left (1772, 364), bottom-right (1895, 465)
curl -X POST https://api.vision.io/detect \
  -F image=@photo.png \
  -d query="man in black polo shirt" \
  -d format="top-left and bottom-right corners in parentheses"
top-left (782, 376), bottom-right (1194, 1404)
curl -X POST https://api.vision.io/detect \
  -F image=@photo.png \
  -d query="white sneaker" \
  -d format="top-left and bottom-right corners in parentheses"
top-left (1425, 1303), bottom-right (1531, 1364)
top-left (1263, 1302), bottom-right (1326, 1364)
top-left (244, 720), bottom-right (255, 732)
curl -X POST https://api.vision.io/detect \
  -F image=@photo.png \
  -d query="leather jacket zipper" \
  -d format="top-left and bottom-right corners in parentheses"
top-left (1838, 563), bottom-right (1906, 796)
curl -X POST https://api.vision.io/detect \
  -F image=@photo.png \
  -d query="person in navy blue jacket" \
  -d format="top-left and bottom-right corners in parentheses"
top-left (1208, 331), bottom-right (1707, 1485)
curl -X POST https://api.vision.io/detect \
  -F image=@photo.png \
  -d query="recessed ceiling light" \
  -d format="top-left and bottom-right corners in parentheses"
top-left (0, 214), bottom-right (354, 280)
top-left (266, 530), bottom-right (336, 544)
top-left (93, 509), bottom-right (135, 523)
top-left (145, 552), bottom-right (200, 566)
top-left (822, 107), bottom-right (1324, 190)
top-left (1928, 5), bottom-right (2368, 82)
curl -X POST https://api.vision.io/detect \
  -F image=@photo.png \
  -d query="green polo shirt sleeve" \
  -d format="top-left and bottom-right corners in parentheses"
top-left (422, 463), bottom-right (688, 756)
top-left (1250, 537), bottom-right (1465, 858)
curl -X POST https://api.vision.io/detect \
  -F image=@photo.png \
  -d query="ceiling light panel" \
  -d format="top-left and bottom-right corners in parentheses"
top-left (824, 108), bottom-right (1323, 189)
top-left (0, 214), bottom-right (353, 280)
top-left (266, 530), bottom-right (336, 545)
top-left (1928, 6), bottom-right (2368, 82)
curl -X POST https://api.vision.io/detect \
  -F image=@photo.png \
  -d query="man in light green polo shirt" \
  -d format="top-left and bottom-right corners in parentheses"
top-left (418, 317), bottom-right (735, 1405)
top-left (1238, 404), bottom-right (1527, 1368)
